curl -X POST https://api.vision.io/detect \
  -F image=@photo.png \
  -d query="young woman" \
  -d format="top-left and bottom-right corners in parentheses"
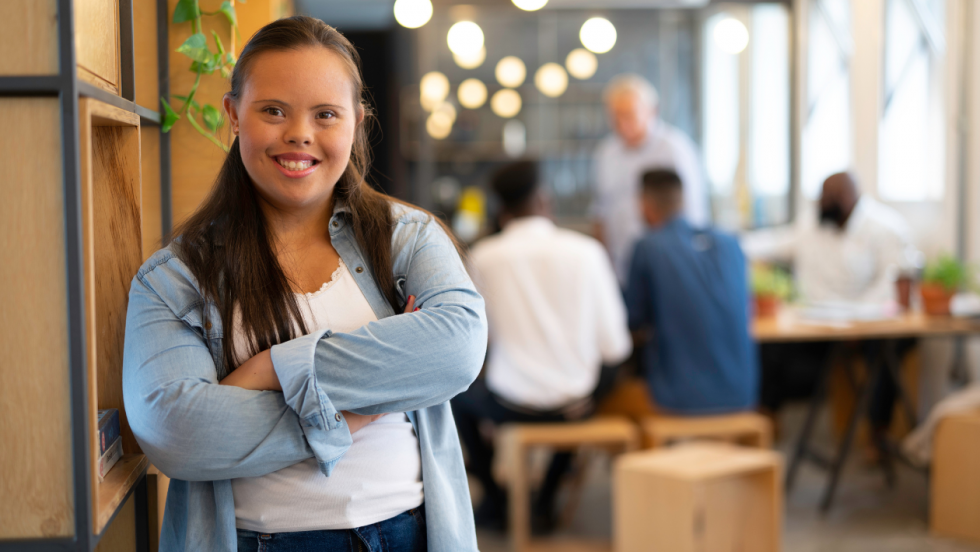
top-left (122, 16), bottom-right (486, 552)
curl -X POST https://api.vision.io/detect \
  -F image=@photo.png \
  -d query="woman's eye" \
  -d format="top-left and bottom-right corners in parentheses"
top-left (317, 111), bottom-right (335, 120)
top-left (264, 107), bottom-right (283, 116)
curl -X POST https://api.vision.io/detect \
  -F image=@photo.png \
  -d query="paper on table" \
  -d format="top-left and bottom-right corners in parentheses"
top-left (791, 301), bottom-right (900, 326)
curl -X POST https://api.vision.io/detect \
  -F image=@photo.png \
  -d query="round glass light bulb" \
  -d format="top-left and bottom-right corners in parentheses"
top-left (579, 17), bottom-right (617, 54)
top-left (434, 101), bottom-right (457, 123)
top-left (393, 0), bottom-right (433, 29)
top-left (490, 89), bottom-right (522, 118)
top-left (453, 46), bottom-right (486, 69)
top-left (512, 0), bottom-right (548, 11)
top-left (713, 17), bottom-right (749, 54)
top-left (457, 78), bottom-right (488, 109)
top-left (495, 56), bottom-right (526, 88)
top-left (426, 111), bottom-right (453, 139)
top-left (565, 48), bottom-right (597, 80)
top-left (447, 21), bottom-right (484, 57)
top-left (419, 71), bottom-right (450, 111)
top-left (534, 62), bottom-right (568, 98)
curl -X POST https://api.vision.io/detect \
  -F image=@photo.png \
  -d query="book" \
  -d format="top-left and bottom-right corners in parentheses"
top-left (98, 436), bottom-right (122, 481)
top-left (97, 409), bottom-right (120, 456)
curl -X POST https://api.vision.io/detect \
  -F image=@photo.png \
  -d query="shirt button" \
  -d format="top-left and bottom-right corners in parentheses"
top-left (204, 321), bottom-right (212, 330)
top-left (355, 266), bottom-right (364, 273)
top-left (332, 220), bottom-right (339, 228)
top-left (335, 413), bottom-right (342, 422)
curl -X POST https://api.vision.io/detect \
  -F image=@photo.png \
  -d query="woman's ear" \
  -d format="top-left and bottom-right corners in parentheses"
top-left (223, 94), bottom-right (239, 134)
top-left (356, 103), bottom-right (365, 126)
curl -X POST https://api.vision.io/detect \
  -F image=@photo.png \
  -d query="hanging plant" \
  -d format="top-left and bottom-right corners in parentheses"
top-left (161, 0), bottom-right (242, 152)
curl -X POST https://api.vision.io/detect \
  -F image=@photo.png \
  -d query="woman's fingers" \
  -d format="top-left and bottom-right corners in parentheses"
top-left (404, 295), bottom-right (416, 314)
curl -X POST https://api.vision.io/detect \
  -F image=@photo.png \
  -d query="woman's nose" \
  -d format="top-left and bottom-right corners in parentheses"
top-left (284, 120), bottom-right (313, 146)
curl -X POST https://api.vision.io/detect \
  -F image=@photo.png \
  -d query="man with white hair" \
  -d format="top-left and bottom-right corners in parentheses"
top-left (593, 74), bottom-right (708, 284)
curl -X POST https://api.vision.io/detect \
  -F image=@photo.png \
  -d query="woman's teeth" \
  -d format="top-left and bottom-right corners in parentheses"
top-left (277, 158), bottom-right (314, 171)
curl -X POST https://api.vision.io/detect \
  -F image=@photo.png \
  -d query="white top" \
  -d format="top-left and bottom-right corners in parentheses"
top-left (468, 217), bottom-right (632, 410)
top-left (741, 197), bottom-right (917, 304)
top-left (231, 260), bottom-right (423, 532)
top-left (592, 120), bottom-right (709, 284)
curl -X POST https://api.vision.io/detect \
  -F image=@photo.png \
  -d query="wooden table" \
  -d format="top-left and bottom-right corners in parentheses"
top-left (751, 311), bottom-right (980, 512)
top-left (753, 312), bottom-right (980, 343)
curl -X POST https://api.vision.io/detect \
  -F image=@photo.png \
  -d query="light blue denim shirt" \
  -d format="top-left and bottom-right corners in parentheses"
top-left (123, 202), bottom-right (487, 552)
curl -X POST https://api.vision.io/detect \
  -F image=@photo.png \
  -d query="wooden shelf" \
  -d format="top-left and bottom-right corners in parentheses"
top-left (96, 454), bottom-right (149, 535)
top-left (79, 95), bottom-right (144, 534)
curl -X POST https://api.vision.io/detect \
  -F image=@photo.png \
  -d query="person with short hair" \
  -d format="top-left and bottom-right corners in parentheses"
top-left (626, 169), bottom-right (758, 414)
top-left (593, 74), bottom-right (709, 285)
top-left (452, 160), bottom-right (632, 530)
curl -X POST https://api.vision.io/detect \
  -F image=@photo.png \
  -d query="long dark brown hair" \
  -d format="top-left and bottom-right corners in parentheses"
top-left (173, 16), bottom-right (405, 376)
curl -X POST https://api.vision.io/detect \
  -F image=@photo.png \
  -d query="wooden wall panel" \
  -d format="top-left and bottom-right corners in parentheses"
top-left (133, 0), bottom-right (160, 110)
top-left (0, 0), bottom-right (59, 75)
top-left (0, 99), bottom-right (74, 538)
top-left (169, 0), bottom-right (293, 225)
top-left (75, 0), bottom-right (121, 94)
top-left (141, 128), bottom-right (162, 259)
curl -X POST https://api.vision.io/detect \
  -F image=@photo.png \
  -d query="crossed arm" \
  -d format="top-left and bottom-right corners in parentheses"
top-left (219, 295), bottom-right (420, 433)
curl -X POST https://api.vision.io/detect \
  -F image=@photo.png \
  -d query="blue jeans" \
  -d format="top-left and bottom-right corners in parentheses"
top-left (236, 506), bottom-right (426, 552)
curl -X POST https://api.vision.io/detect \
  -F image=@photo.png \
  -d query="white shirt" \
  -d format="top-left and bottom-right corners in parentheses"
top-left (741, 197), bottom-right (917, 304)
top-left (468, 217), bottom-right (632, 410)
top-left (592, 120), bottom-right (708, 284)
top-left (231, 260), bottom-right (423, 532)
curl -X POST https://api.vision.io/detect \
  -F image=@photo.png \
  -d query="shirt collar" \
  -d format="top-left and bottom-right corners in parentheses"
top-left (502, 216), bottom-right (555, 235)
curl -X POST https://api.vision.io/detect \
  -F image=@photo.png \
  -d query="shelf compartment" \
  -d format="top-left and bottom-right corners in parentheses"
top-left (95, 453), bottom-right (148, 535)
top-left (79, 96), bottom-right (145, 535)
top-left (76, 0), bottom-right (122, 95)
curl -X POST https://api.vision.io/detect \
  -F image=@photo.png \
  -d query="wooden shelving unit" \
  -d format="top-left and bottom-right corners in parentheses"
top-left (0, 0), bottom-right (170, 550)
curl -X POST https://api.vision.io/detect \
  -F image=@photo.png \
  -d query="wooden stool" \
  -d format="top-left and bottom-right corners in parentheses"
top-left (931, 410), bottom-right (980, 544)
top-left (499, 416), bottom-right (641, 552)
top-left (614, 442), bottom-right (783, 552)
top-left (642, 412), bottom-right (773, 449)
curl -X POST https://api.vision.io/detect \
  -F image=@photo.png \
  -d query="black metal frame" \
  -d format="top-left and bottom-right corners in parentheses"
top-left (0, 0), bottom-right (169, 549)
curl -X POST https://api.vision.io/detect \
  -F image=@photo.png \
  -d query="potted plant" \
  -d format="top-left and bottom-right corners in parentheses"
top-left (920, 255), bottom-right (972, 316)
top-left (750, 264), bottom-right (793, 318)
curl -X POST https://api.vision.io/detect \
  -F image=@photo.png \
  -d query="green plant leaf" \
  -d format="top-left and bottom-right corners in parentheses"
top-left (172, 0), bottom-right (200, 23)
top-left (211, 30), bottom-right (226, 56)
top-left (218, 1), bottom-right (237, 27)
top-left (923, 254), bottom-right (972, 292)
top-left (202, 104), bottom-right (223, 132)
top-left (176, 33), bottom-right (210, 64)
top-left (160, 97), bottom-right (180, 133)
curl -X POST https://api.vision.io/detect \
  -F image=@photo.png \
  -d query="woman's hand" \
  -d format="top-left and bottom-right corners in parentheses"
top-left (220, 349), bottom-right (282, 391)
top-left (342, 411), bottom-right (384, 433)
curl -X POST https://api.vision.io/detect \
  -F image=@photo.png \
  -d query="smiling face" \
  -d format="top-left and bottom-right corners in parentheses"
top-left (224, 46), bottom-right (362, 216)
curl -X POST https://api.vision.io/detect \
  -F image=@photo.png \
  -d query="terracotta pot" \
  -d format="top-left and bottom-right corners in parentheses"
top-left (754, 295), bottom-right (780, 318)
top-left (920, 282), bottom-right (955, 316)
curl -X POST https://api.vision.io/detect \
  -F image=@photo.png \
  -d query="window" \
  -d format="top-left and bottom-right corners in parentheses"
top-left (702, 4), bottom-right (791, 229)
top-left (801, 0), bottom-right (852, 199)
top-left (878, 0), bottom-right (945, 201)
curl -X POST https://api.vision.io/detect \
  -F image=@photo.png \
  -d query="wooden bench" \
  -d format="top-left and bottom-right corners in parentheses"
top-left (641, 412), bottom-right (773, 449)
top-left (499, 417), bottom-right (641, 552)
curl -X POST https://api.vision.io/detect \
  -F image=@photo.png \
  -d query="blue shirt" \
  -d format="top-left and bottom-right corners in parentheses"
top-left (122, 203), bottom-right (487, 551)
top-left (625, 218), bottom-right (758, 414)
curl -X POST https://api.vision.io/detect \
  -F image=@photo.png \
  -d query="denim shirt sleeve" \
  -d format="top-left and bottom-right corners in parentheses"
top-left (122, 255), bottom-right (350, 482)
top-left (270, 214), bottom-right (488, 475)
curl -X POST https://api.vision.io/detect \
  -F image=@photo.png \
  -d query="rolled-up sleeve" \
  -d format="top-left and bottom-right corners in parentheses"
top-left (270, 217), bottom-right (488, 474)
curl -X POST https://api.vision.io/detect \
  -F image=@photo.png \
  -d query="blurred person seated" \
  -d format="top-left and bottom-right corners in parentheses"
top-left (625, 169), bottom-right (758, 414)
top-left (452, 160), bottom-right (632, 531)
top-left (592, 74), bottom-right (709, 285)
top-left (744, 172), bottom-right (919, 440)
